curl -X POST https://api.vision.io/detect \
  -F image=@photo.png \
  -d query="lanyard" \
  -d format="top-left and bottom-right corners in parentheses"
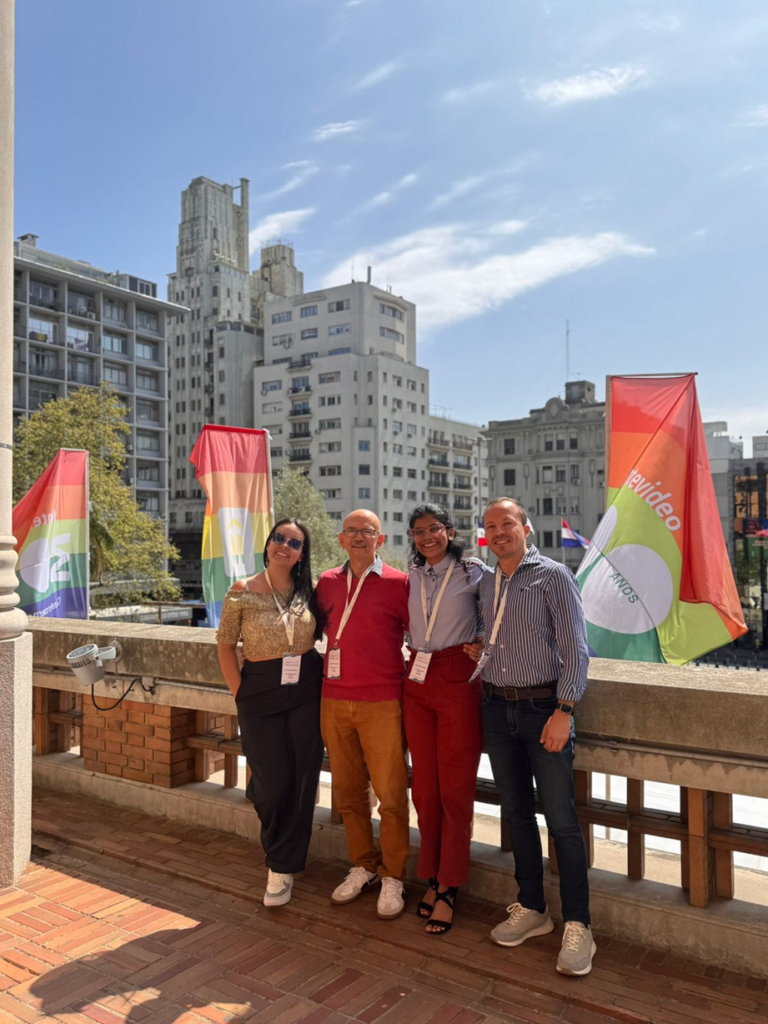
top-left (419, 559), bottom-right (456, 650)
top-left (334, 561), bottom-right (377, 648)
top-left (265, 568), bottom-right (296, 650)
top-left (487, 569), bottom-right (512, 650)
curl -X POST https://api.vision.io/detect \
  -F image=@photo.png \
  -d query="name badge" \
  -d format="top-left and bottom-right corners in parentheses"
top-left (281, 655), bottom-right (302, 685)
top-left (468, 652), bottom-right (490, 683)
top-left (327, 648), bottom-right (341, 679)
top-left (409, 650), bottom-right (433, 683)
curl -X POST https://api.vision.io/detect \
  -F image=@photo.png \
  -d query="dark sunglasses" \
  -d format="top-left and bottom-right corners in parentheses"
top-left (272, 531), bottom-right (304, 552)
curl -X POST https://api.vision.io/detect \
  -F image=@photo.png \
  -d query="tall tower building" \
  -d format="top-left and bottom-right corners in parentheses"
top-left (167, 176), bottom-right (304, 593)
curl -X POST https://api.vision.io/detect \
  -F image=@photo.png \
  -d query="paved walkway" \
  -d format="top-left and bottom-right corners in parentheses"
top-left (0, 790), bottom-right (765, 1024)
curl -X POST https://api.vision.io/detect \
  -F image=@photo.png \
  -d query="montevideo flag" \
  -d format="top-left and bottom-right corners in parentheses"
top-left (13, 449), bottom-right (89, 619)
top-left (576, 375), bottom-right (746, 665)
top-left (190, 426), bottom-right (273, 628)
top-left (562, 519), bottom-right (589, 548)
top-left (477, 521), bottom-right (487, 547)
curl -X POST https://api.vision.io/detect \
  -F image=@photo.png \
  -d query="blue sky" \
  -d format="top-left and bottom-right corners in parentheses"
top-left (15, 0), bottom-right (768, 453)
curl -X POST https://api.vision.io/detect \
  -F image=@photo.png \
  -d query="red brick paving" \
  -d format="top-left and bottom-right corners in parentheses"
top-left (0, 790), bottom-right (762, 1023)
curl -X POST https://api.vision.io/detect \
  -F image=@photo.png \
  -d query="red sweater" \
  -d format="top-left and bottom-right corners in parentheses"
top-left (316, 560), bottom-right (410, 702)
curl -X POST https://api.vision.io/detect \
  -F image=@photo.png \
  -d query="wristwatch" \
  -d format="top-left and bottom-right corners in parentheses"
top-left (556, 702), bottom-right (575, 716)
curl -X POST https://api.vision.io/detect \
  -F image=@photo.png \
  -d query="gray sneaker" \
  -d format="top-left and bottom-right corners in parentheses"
top-left (556, 921), bottom-right (596, 976)
top-left (490, 903), bottom-right (555, 947)
top-left (263, 870), bottom-right (293, 907)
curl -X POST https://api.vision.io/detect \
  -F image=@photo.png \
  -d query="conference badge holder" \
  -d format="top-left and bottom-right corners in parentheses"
top-left (409, 650), bottom-right (433, 683)
top-left (469, 651), bottom-right (489, 683)
top-left (327, 647), bottom-right (341, 679)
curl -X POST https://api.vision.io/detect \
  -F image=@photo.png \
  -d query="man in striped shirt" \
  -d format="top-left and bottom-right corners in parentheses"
top-left (476, 497), bottom-right (595, 976)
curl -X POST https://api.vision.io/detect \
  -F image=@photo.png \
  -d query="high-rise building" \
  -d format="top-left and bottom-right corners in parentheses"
top-left (427, 414), bottom-right (488, 549)
top-left (12, 233), bottom-right (181, 522)
top-left (703, 421), bottom-right (743, 561)
top-left (167, 177), bottom-right (304, 590)
top-left (484, 381), bottom-right (606, 569)
top-left (256, 279), bottom-right (485, 556)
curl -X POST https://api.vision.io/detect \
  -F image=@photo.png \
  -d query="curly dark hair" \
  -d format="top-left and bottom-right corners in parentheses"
top-left (408, 502), bottom-right (469, 569)
top-left (263, 518), bottom-right (324, 639)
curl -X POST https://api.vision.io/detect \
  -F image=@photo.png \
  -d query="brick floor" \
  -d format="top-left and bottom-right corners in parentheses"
top-left (0, 790), bottom-right (761, 1023)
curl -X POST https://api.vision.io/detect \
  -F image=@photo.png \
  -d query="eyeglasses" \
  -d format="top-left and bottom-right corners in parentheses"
top-left (408, 524), bottom-right (446, 540)
top-left (342, 528), bottom-right (379, 539)
top-left (272, 531), bottom-right (304, 552)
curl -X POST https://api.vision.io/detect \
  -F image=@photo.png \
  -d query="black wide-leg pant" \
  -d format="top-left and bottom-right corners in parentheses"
top-left (236, 650), bottom-right (324, 874)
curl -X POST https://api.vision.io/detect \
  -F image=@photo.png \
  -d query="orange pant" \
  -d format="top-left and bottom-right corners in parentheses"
top-left (320, 697), bottom-right (410, 879)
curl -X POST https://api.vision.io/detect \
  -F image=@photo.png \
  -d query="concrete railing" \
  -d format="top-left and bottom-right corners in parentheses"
top-left (28, 618), bottom-right (768, 976)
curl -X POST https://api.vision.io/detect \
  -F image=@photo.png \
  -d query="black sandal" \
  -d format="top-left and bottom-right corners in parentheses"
top-left (417, 877), bottom-right (439, 918)
top-left (426, 886), bottom-right (458, 935)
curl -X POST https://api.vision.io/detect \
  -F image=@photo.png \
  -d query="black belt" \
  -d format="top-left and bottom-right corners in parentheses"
top-left (482, 681), bottom-right (556, 700)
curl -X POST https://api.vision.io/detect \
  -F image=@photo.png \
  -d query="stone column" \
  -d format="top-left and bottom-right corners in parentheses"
top-left (0, 0), bottom-right (32, 887)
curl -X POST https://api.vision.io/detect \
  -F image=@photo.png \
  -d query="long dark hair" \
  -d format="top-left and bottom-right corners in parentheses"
top-left (408, 502), bottom-right (468, 570)
top-left (263, 518), bottom-right (324, 638)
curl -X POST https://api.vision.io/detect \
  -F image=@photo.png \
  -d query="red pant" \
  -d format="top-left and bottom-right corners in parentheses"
top-left (403, 645), bottom-right (483, 887)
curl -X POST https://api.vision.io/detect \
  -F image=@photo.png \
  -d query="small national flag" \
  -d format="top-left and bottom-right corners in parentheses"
top-left (562, 518), bottom-right (589, 548)
top-left (477, 521), bottom-right (487, 547)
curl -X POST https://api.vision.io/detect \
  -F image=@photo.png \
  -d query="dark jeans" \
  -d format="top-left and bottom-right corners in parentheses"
top-left (236, 650), bottom-right (324, 874)
top-left (482, 692), bottom-right (590, 926)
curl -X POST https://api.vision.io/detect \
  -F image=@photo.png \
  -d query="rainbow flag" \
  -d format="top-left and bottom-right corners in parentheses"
top-left (190, 425), bottom-right (273, 627)
top-left (576, 375), bottom-right (746, 664)
top-left (13, 449), bottom-right (89, 619)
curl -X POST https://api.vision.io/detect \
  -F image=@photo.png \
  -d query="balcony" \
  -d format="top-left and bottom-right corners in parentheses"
top-left (287, 357), bottom-right (313, 370)
top-left (428, 477), bottom-right (450, 490)
top-left (28, 363), bottom-right (65, 381)
top-left (13, 287), bottom-right (26, 302)
top-left (12, 392), bottom-right (26, 409)
top-left (287, 385), bottom-right (312, 395)
top-left (25, 617), bottom-right (768, 989)
top-left (427, 434), bottom-right (450, 449)
top-left (67, 301), bottom-right (97, 320)
top-left (288, 430), bottom-right (312, 442)
top-left (454, 481), bottom-right (472, 491)
top-left (13, 357), bottom-right (25, 373)
top-left (28, 329), bottom-right (62, 347)
top-left (288, 405), bottom-right (312, 418)
top-left (428, 456), bottom-right (450, 468)
top-left (288, 450), bottom-right (311, 462)
top-left (453, 436), bottom-right (474, 452)
top-left (453, 460), bottom-right (473, 472)
top-left (28, 293), bottom-right (63, 312)
top-left (69, 368), bottom-right (97, 386)
top-left (453, 499), bottom-right (472, 510)
top-left (66, 335), bottom-right (99, 354)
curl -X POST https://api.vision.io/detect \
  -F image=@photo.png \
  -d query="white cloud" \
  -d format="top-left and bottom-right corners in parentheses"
top-left (353, 60), bottom-right (401, 91)
top-left (442, 80), bottom-right (498, 105)
top-left (322, 224), bottom-right (652, 333)
top-left (487, 219), bottom-right (528, 236)
top-left (261, 161), bottom-right (319, 199)
top-left (249, 209), bottom-right (315, 253)
top-left (312, 120), bottom-right (365, 142)
top-left (428, 161), bottom-right (534, 210)
top-left (360, 172), bottom-right (419, 211)
top-left (527, 66), bottom-right (649, 106)
top-left (738, 105), bottom-right (768, 127)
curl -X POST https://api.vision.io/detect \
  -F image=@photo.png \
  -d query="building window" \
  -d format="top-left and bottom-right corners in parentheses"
top-left (359, 464), bottom-right (371, 475)
top-left (407, 490), bottom-right (417, 501)
top-left (300, 328), bottom-right (318, 339)
top-left (137, 465), bottom-right (160, 483)
top-left (319, 418), bottom-right (341, 430)
top-left (542, 466), bottom-right (553, 483)
top-left (543, 498), bottom-right (553, 515)
top-left (380, 326), bottom-right (404, 343)
top-left (393, 535), bottom-right (404, 546)
top-left (380, 303), bottom-right (405, 322)
top-left (136, 401), bottom-right (159, 423)
top-left (137, 371), bottom-right (159, 392)
top-left (263, 380), bottom-right (282, 392)
top-left (104, 299), bottom-right (127, 323)
top-left (272, 311), bottom-right (292, 324)
top-left (570, 434), bottom-right (578, 450)
top-left (329, 323), bottom-right (351, 336)
top-left (556, 467), bottom-right (566, 483)
top-left (136, 340), bottom-right (158, 361)
top-left (67, 326), bottom-right (94, 351)
top-left (319, 441), bottom-right (342, 453)
top-left (136, 310), bottom-right (159, 333)
top-left (571, 465), bottom-right (580, 482)
top-left (137, 432), bottom-right (160, 452)
top-left (393, 512), bottom-right (403, 523)
top-left (544, 435), bottom-right (554, 452)
top-left (320, 466), bottom-right (342, 477)
top-left (359, 440), bottom-right (370, 451)
top-left (358, 487), bottom-right (371, 499)
top-left (328, 299), bottom-right (350, 312)
top-left (300, 305), bottom-right (318, 317)
top-left (556, 435), bottom-right (565, 451)
top-left (103, 364), bottom-right (127, 386)
top-left (504, 469), bottom-right (516, 486)
top-left (571, 499), bottom-right (580, 514)
top-left (393, 489), bottom-right (403, 499)
top-left (319, 371), bottom-right (341, 384)
top-left (273, 333), bottom-right (293, 348)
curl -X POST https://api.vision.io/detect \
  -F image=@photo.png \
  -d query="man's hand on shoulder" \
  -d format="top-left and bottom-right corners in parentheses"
top-left (539, 709), bottom-right (572, 752)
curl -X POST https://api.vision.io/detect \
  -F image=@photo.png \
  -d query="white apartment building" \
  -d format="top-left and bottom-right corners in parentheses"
top-left (257, 279), bottom-right (486, 555)
top-left (427, 414), bottom-right (488, 551)
top-left (12, 234), bottom-right (181, 522)
top-left (166, 176), bottom-right (304, 589)
top-left (484, 381), bottom-right (606, 570)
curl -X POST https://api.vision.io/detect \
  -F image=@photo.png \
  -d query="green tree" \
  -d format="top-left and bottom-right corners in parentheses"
top-left (14, 387), bottom-right (180, 606)
top-left (272, 467), bottom-right (340, 575)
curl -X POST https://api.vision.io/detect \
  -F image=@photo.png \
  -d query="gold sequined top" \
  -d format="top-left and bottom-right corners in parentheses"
top-left (216, 586), bottom-right (317, 661)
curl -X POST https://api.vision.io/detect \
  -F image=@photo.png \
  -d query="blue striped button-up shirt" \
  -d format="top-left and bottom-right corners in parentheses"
top-left (478, 544), bottom-right (589, 702)
top-left (408, 556), bottom-right (490, 651)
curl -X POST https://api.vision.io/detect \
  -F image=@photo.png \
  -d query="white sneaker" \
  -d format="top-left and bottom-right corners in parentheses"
top-left (331, 866), bottom-right (381, 905)
top-left (376, 877), bottom-right (405, 920)
top-left (263, 870), bottom-right (293, 907)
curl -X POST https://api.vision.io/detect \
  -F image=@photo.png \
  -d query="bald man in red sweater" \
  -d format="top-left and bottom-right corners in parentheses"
top-left (316, 509), bottom-right (410, 920)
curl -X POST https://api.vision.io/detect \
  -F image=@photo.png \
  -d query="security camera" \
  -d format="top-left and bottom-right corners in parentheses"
top-left (66, 642), bottom-right (121, 687)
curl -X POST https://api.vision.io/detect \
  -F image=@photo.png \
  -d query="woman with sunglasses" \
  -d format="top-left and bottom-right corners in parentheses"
top-left (404, 503), bottom-right (489, 935)
top-left (217, 519), bottom-right (324, 909)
